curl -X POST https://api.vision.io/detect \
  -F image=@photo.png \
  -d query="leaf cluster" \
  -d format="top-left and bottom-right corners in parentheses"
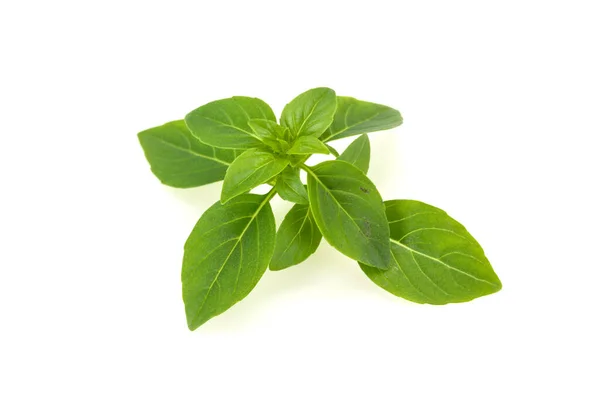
top-left (138, 88), bottom-right (502, 330)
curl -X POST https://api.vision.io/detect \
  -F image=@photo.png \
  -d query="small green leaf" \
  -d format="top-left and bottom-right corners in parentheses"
top-left (287, 136), bottom-right (330, 155)
top-left (325, 144), bottom-right (339, 157)
top-left (280, 88), bottom-right (337, 138)
top-left (185, 97), bottom-right (276, 149)
top-left (275, 167), bottom-right (308, 204)
top-left (138, 120), bottom-right (239, 188)
top-left (338, 134), bottom-right (370, 174)
top-left (321, 96), bottom-right (402, 142)
top-left (182, 193), bottom-right (276, 330)
top-left (221, 149), bottom-right (289, 203)
top-left (305, 160), bottom-right (390, 269)
top-left (247, 119), bottom-right (292, 153)
top-left (274, 139), bottom-right (291, 152)
top-left (270, 204), bottom-right (322, 271)
top-left (361, 200), bottom-right (502, 304)
top-left (247, 119), bottom-right (284, 140)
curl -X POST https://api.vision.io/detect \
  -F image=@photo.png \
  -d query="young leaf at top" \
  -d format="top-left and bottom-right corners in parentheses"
top-left (360, 200), bottom-right (502, 304)
top-left (247, 119), bottom-right (291, 153)
top-left (270, 204), bottom-right (322, 271)
top-left (320, 96), bottom-right (402, 142)
top-left (280, 87), bottom-right (337, 138)
top-left (275, 167), bottom-right (308, 204)
top-left (138, 120), bottom-right (240, 188)
top-left (182, 193), bottom-right (276, 330)
top-left (305, 160), bottom-right (390, 269)
top-left (287, 136), bottom-right (330, 155)
top-left (185, 97), bottom-right (276, 150)
top-left (221, 148), bottom-right (289, 203)
top-left (248, 119), bottom-right (288, 140)
top-left (338, 134), bottom-right (370, 174)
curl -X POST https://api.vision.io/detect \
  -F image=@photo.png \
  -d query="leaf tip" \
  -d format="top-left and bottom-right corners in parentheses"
top-left (491, 276), bottom-right (503, 292)
top-left (268, 264), bottom-right (284, 272)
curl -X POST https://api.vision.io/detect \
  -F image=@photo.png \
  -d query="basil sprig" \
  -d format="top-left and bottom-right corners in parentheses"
top-left (138, 88), bottom-right (502, 330)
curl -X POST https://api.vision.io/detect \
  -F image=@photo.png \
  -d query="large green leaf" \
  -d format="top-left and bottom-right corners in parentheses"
top-left (270, 204), bottom-right (322, 271)
top-left (305, 160), bottom-right (390, 269)
top-left (338, 134), bottom-right (370, 174)
top-left (361, 200), bottom-right (502, 304)
top-left (138, 120), bottom-right (239, 188)
top-left (275, 167), bottom-right (308, 204)
top-left (280, 88), bottom-right (337, 138)
top-left (221, 148), bottom-right (289, 203)
top-left (185, 96), bottom-right (276, 149)
top-left (321, 96), bottom-right (402, 142)
top-left (182, 193), bottom-right (276, 330)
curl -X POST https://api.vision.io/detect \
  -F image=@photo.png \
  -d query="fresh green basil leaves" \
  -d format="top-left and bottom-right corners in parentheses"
top-left (138, 87), bottom-right (502, 330)
top-left (182, 193), bottom-right (276, 330)
top-left (138, 120), bottom-right (239, 188)
top-left (360, 200), bottom-right (502, 304)
top-left (304, 160), bottom-right (390, 269)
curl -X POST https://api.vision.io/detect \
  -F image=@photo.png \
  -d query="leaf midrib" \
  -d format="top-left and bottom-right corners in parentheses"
top-left (305, 166), bottom-right (375, 244)
top-left (325, 109), bottom-right (390, 141)
top-left (147, 135), bottom-right (231, 166)
top-left (390, 239), bottom-right (499, 287)
top-left (227, 153), bottom-right (288, 200)
top-left (192, 192), bottom-right (275, 325)
top-left (276, 207), bottom-right (312, 264)
top-left (200, 115), bottom-right (263, 142)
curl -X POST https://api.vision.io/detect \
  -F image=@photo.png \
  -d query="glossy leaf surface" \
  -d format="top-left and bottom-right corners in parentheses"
top-left (321, 96), bottom-right (402, 142)
top-left (280, 88), bottom-right (337, 138)
top-left (270, 204), bottom-right (322, 271)
top-left (248, 119), bottom-right (290, 152)
top-left (338, 134), bottom-right (370, 174)
top-left (287, 136), bottom-right (330, 155)
top-left (138, 120), bottom-right (239, 188)
top-left (361, 200), bottom-right (502, 304)
top-left (185, 97), bottom-right (276, 149)
top-left (275, 167), bottom-right (308, 204)
top-left (306, 160), bottom-right (390, 269)
top-left (221, 149), bottom-right (289, 203)
top-left (182, 194), bottom-right (276, 330)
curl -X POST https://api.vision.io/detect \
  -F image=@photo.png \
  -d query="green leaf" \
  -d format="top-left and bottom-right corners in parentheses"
top-left (305, 160), bottom-right (390, 269)
top-left (221, 148), bottom-right (289, 203)
top-left (325, 144), bottom-right (339, 157)
top-left (270, 204), bottom-right (322, 271)
top-left (321, 96), bottom-right (402, 142)
top-left (275, 167), bottom-right (308, 204)
top-left (280, 88), bottom-right (337, 138)
top-left (182, 193), bottom-right (276, 330)
top-left (287, 136), bottom-right (330, 155)
top-left (338, 134), bottom-right (370, 174)
top-left (246, 120), bottom-right (284, 153)
top-left (248, 119), bottom-right (287, 140)
top-left (361, 200), bottom-right (502, 304)
top-left (185, 96), bottom-right (276, 149)
top-left (138, 120), bottom-right (239, 188)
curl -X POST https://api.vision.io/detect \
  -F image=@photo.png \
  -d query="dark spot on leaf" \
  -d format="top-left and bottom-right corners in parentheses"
top-left (364, 220), bottom-right (371, 237)
top-left (360, 187), bottom-right (370, 193)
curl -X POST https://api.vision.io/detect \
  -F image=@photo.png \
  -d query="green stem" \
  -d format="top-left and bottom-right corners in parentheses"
top-left (264, 186), bottom-right (277, 200)
top-left (298, 163), bottom-right (313, 175)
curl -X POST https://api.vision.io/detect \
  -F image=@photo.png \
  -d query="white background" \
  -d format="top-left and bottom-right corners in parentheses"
top-left (1, 1), bottom-right (599, 398)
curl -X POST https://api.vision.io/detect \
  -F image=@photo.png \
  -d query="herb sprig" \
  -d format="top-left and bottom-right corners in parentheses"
top-left (138, 87), bottom-right (502, 330)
